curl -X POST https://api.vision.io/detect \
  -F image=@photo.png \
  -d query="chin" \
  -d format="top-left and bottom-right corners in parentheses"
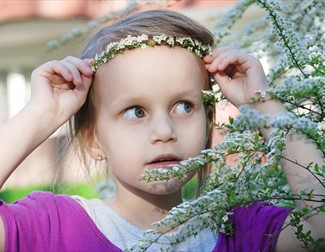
top-left (144, 176), bottom-right (190, 195)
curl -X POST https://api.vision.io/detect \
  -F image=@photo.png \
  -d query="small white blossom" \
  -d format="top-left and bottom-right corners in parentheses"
top-left (166, 36), bottom-right (175, 46)
top-left (93, 34), bottom-right (211, 72)
top-left (137, 34), bottom-right (148, 42)
top-left (317, 120), bottom-right (325, 132)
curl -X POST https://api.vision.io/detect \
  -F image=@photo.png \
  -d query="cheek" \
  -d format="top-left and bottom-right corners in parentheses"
top-left (98, 127), bottom-right (145, 164)
top-left (183, 114), bottom-right (208, 153)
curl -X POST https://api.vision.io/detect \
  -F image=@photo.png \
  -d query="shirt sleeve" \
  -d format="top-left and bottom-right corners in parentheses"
top-left (213, 202), bottom-right (291, 252)
top-left (0, 191), bottom-right (121, 252)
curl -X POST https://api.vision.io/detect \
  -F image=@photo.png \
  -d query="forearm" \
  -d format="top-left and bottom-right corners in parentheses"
top-left (251, 99), bottom-right (324, 194)
top-left (251, 99), bottom-right (325, 242)
top-left (0, 103), bottom-right (63, 189)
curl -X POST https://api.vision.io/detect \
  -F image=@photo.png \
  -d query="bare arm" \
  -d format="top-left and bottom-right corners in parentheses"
top-left (0, 103), bottom-right (61, 188)
top-left (0, 57), bottom-right (93, 189)
top-left (204, 47), bottom-right (325, 250)
top-left (0, 57), bottom-right (93, 251)
top-left (252, 99), bottom-right (324, 251)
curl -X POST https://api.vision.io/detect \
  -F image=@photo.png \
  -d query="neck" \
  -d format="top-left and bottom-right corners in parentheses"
top-left (105, 180), bottom-right (183, 230)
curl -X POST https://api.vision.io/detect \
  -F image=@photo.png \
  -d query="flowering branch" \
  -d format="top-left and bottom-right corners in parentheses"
top-left (47, 0), bottom-right (180, 50)
top-left (257, 0), bottom-right (309, 77)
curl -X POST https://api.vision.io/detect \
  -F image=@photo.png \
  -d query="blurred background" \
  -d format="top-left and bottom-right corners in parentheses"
top-left (0, 0), bottom-right (265, 202)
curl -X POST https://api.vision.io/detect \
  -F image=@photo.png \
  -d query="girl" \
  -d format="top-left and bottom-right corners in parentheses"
top-left (0, 9), bottom-right (324, 252)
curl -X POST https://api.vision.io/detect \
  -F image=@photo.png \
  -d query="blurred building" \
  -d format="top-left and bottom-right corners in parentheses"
top-left (0, 0), bottom-right (251, 189)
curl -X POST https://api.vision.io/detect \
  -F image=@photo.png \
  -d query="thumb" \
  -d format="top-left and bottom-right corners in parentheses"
top-left (213, 70), bottom-right (231, 92)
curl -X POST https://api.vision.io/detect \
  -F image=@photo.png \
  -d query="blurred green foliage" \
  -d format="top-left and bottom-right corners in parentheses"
top-left (0, 183), bottom-right (100, 203)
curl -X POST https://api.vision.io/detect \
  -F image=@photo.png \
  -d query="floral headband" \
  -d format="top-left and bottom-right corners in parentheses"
top-left (92, 34), bottom-right (217, 105)
top-left (92, 34), bottom-right (212, 72)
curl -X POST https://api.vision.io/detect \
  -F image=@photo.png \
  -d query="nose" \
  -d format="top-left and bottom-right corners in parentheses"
top-left (150, 113), bottom-right (177, 144)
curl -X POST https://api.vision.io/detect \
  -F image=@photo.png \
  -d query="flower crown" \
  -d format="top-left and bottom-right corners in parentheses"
top-left (92, 34), bottom-right (212, 72)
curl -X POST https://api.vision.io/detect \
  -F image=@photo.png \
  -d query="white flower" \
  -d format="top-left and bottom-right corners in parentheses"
top-left (157, 168), bottom-right (168, 173)
top-left (317, 120), bottom-right (325, 132)
top-left (92, 34), bottom-right (212, 72)
top-left (153, 34), bottom-right (167, 43)
top-left (137, 34), bottom-right (148, 42)
top-left (171, 165), bottom-right (181, 172)
top-left (106, 42), bottom-right (118, 51)
top-left (116, 43), bottom-right (125, 50)
top-left (122, 35), bottom-right (133, 46)
top-left (222, 214), bottom-right (228, 222)
top-left (176, 37), bottom-right (185, 44)
top-left (166, 36), bottom-right (175, 46)
top-left (195, 49), bottom-right (202, 57)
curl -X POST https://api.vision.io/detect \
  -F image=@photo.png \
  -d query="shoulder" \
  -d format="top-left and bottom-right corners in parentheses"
top-left (214, 202), bottom-right (291, 252)
top-left (0, 191), bottom-right (78, 218)
top-left (0, 191), bottom-right (73, 206)
top-left (231, 202), bottom-right (291, 236)
top-left (232, 201), bottom-right (290, 220)
top-left (0, 191), bottom-right (120, 251)
top-left (0, 191), bottom-right (82, 238)
top-left (2, 191), bottom-right (96, 228)
top-left (0, 211), bottom-right (4, 251)
top-left (22, 190), bottom-right (74, 203)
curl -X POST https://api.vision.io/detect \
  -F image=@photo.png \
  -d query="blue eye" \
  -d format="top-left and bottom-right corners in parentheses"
top-left (124, 107), bottom-right (145, 119)
top-left (175, 102), bottom-right (193, 114)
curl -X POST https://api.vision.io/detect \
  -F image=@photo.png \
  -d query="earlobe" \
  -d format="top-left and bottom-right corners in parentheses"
top-left (96, 154), bottom-right (105, 161)
top-left (86, 133), bottom-right (106, 161)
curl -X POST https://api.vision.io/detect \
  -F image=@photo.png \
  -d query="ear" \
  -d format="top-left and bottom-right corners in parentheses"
top-left (206, 104), bottom-right (214, 125)
top-left (205, 104), bottom-right (215, 147)
top-left (85, 132), bottom-right (106, 161)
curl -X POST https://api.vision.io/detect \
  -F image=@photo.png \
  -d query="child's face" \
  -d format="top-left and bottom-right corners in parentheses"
top-left (92, 46), bottom-right (208, 195)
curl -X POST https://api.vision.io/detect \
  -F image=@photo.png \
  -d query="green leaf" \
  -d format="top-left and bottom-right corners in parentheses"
top-left (254, 134), bottom-right (259, 146)
top-left (319, 205), bottom-right (325, 212)
top-left (314, 163), bottom-right (319, 173)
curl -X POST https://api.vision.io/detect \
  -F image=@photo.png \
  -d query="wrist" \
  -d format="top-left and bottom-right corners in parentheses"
top-left (23, 102), bottom-right (66, 136)
top-left (249, 90), bottom-right (287, 115)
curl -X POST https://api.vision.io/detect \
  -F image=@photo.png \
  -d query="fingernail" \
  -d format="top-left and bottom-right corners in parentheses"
top-left (87, 59), bottom-right (96, 66)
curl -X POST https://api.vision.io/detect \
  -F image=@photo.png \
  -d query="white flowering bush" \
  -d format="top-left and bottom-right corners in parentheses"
top-left (128, 0), bottom-right (325, 251)
top-left (50, 0), bottom-right (324, 251)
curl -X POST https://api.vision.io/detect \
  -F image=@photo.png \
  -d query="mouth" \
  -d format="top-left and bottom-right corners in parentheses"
top-left (147, 154), bottom-right (181, 169)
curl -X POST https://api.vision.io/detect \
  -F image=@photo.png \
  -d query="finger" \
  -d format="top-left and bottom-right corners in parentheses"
top-left (60, 57), bottom-right (94, 86)
top-left (70, 73), bottom-right (93, 105)
top-left (33, 60), bottom-right (73, 83)
top-left (207, 50), bottom-right (253, 75)
top-left (85, 58), bottom-right (96, 67)
top-left (61, 60), bottom-right (86, 86)
top-left (64, 56), bottom-right (94, 77)
top-left (208, 51), bottom-right (236, 72)
top-left (203, 46), bottom-right (233, 64)
top-left (213, 70), bottom-right (231, 87)
top-left (204, 48), bottom-right (239, 74)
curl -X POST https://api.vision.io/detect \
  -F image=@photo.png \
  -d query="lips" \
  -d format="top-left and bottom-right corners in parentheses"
top-left (147, 154), bottom-right (181, 169)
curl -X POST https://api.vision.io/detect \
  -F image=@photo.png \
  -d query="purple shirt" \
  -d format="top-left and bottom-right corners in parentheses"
top-left (0, 191), bottom-right (289, 251)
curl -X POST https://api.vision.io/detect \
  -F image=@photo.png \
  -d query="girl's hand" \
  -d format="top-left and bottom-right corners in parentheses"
top-left (204, 47), bottom-right (268, 107)
top-left (30, 56), bottom-right (94, 124)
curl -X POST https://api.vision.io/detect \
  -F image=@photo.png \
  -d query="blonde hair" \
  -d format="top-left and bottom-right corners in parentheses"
top-left (67, 9), bottom-right (215, 193)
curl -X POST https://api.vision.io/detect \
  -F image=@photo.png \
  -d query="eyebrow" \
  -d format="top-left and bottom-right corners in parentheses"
top-left (175, 89), bottom-right (203, 102)
top-left (109, 95), bottom-right (144, 112)
top-left (110, 89), bottom-right (202, 111)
